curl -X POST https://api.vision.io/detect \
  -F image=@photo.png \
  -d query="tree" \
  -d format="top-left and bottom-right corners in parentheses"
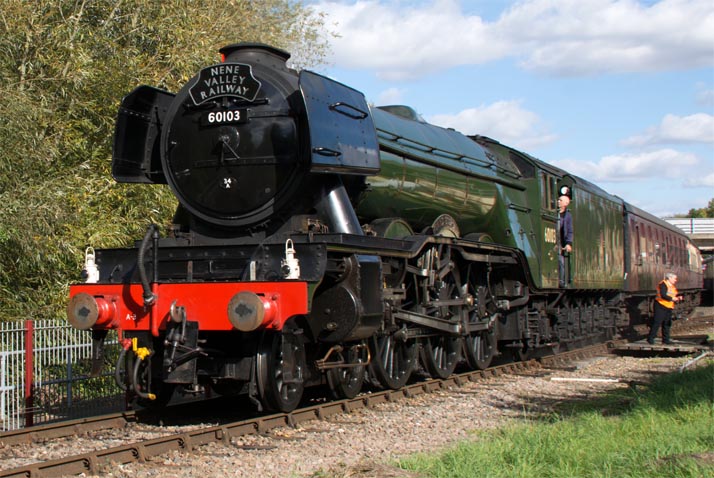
top-left (0, 0), bottom-right (331, 320)
top-left (686, 198), bottom-right (714, 218)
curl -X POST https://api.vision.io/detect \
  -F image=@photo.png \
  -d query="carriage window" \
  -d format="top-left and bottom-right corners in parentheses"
top-left (634, 223), bottom-right (643, 264)
top-left (647, 226), bottom-right (654, 261)
top-left (655, 242), bottom-right (660, 264)
top-left (664, 236), bottom-right (669, 265)
top-left (654, 230), bottom-right (661, 264)
top-left (681, 239), bottom-right (687, 265)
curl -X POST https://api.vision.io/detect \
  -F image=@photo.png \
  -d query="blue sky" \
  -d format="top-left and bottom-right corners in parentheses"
top-left (301, 0), bottom-right (714, 217)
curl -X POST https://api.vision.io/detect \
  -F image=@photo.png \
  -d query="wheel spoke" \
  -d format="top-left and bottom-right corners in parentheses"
top-left (368, 333), bottom-right (416, 389)
top-left (464, 329), bottom-right (496, 370)
top-left (327, 343), bottom-right (367, 399)
top-left (422, 334), bottom-right (461, 379)
top-left (419, 245), bottom-right (462, 379)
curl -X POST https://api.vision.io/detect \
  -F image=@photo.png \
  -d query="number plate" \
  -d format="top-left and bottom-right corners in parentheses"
top-left (203, 108), bottom-right (248, 126)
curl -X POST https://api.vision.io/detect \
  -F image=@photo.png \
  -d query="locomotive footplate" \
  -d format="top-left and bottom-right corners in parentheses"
top-left (291, 232), bottom-right (521, 262)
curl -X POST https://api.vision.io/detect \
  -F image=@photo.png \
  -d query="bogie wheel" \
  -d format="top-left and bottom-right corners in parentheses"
top-left (326, 343), bottom-right (367, 399)
top-left (421, 334), bottom-right (462, 379)
top-left (256, 329), bottom-right (306, 412)
top-left (464, 329), bottom-right (497, 370)
top-left (368, 331), bottom-right (417, 389)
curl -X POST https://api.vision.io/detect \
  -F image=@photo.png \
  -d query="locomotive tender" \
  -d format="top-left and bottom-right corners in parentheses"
top-left (67, 43), bottom-right (703, 412)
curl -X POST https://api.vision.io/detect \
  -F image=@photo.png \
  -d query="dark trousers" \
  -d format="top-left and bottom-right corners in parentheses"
top-left (648, 302), bottom-right (673, 343)
top-left (559, 253), bottom-right (569, 287)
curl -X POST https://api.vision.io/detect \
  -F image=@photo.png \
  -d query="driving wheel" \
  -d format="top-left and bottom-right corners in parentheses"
top-left (421, 333), bottom-right (462, 379)
top-left (417, 242), bottom-right (462, 378)
top-left (464, 328), bottom-right (497, 370)
top-left (368, 331), bottom-right (417, 389)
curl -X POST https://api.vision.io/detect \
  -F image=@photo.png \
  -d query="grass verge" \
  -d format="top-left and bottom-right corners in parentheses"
top-left (399, 361), bottom-right (714, 478)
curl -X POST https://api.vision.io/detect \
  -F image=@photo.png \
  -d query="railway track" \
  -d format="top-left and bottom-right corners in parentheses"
top-left (0, 342), bottom-right (617, 478)
top-left (2, 311), bottom-right (710, 478)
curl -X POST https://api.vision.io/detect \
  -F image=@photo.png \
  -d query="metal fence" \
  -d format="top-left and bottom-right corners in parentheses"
top-left (0, 320), bottom-right (124, 431)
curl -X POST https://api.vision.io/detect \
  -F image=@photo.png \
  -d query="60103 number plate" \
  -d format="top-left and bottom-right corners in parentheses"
top-left (203, 108), bottom-right (248, 126)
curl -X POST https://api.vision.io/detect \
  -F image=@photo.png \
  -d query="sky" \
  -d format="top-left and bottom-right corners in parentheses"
top-left (300, 0), bottom-right (714, 218)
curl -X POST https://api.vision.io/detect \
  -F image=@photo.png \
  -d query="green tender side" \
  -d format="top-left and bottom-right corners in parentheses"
top-left (355, 105), bottom-right (625, 291)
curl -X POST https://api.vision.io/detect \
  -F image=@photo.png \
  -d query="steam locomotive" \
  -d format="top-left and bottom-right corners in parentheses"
top-left (67, 43), bottom-right (703, 412)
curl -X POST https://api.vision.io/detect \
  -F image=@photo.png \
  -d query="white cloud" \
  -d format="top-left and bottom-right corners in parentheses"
top-left (552, 148), bottom-right (699, 182)
top-left (683, 171), bottom-right (714, 187)
top-left (621, 113), bottom-right (714, 146)
top-left (696, 85), bottom-right (714, 107)
top-left (499, 0), bottom-right (714, 76)
top-left (376, 87), bottom-right (405, 105)
top-left (311, 0), bottom-right (504, 80)
top-left (311, 0), bottom-right (714, 78)
top-left (427, 100), bottom-right (557, 150)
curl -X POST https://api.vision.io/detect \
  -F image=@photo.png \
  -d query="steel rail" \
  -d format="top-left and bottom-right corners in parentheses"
top-left (0, 412), bottom-right (137, 447)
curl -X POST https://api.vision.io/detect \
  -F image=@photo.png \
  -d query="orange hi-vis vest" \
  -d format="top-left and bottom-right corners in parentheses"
top-left (655, 280), bottom-right (678, 309)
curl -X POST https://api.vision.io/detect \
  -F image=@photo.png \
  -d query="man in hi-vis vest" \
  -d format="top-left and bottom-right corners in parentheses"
top-left (647, 272), bottom-right (682, 344)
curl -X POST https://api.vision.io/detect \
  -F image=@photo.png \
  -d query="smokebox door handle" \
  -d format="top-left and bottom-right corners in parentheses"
top-left (329, 102), bottom-right (368, 120)
top-left (313, 147), bottom-right (342, 157)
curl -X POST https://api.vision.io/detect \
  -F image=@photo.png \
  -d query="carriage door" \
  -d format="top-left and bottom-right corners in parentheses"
top-left (540, 172), bottom-right (559, 287)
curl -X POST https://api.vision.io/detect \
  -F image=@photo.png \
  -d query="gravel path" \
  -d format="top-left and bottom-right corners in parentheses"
top-left (76, 349), bottom-right (708, 478)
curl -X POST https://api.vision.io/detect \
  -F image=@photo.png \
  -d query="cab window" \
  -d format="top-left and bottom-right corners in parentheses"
top-left (541, 173), bottom-right (558, 210)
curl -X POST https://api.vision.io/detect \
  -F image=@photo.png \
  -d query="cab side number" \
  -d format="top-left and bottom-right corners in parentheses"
top-left (544, 226), bottom-right (557, 244)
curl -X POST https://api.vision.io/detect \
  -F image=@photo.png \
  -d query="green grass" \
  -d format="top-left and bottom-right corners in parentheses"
top-left (399, 362), bottom-right (714, 478)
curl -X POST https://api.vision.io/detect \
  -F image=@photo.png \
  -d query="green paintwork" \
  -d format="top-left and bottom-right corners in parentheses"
top-left (569, 187), bottom-right (625, 289)
top-left (355, 105), bottom-right (626, 290)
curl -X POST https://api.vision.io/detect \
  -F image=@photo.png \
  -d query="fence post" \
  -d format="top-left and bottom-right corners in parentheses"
top-left (24, 320), bottom-right (34, 428)
top-left (67, 346), bottom-right (73, 408)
